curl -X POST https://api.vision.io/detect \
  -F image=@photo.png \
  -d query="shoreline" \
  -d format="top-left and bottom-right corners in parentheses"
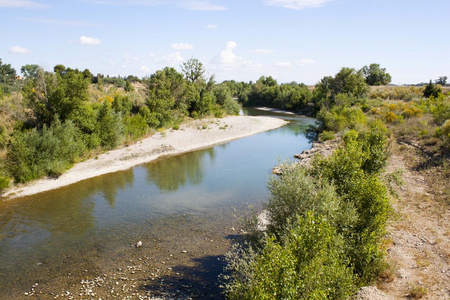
top-left (2, 116), bottom-right (287, 200)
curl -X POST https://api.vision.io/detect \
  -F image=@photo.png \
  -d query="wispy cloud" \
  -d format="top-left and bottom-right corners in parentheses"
top-left (0, 0), bottom-right (48, 8)
top-left (156, 52), bottom-right (185, 67)
top-left (252, 48), bottom-right (275, 54)
top-left (17, 17), bottom-right (103, 27)
top-left (78, 36), bottom-right (102, 45)
top-left (206, 24), bottom-right (219, 30)
top-left (171, 43), bottom-right (194, 50)
top-left (298, 58), bottom-right (315, 66)
top-left (264, 0), bottom-right (334, 10)
top-left (8, 46), bottom-right (32, 54)
top-left (275, 61), bottom-right (292, 67)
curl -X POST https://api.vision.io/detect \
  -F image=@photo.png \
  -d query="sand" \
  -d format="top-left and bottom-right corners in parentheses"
top-left (3, 116), bottom-right (287, 199)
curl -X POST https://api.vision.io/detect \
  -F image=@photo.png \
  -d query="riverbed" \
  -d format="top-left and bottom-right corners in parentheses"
top-left (0, 109), bottom-right (315, 299)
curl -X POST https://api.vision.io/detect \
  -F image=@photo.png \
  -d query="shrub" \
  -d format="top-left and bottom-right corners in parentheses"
top-left (266, 166), bottom-right (354, 235)
top-left (311, 128), bottom-right (390, 284)
top-left (123, 114), bottom-right (148, 140)
top-left (317, 105), bottom-right (367, 132)
top-left (224, 213), bottom-right (355, 300)
top-left (97, 101), bottom-right (124, 150)
top-left (7, 119), bottom-right (86, 183)
top-left (423, 81), bottom-right (442, 98)
top-left (319, 130), bottom-right (336, 141)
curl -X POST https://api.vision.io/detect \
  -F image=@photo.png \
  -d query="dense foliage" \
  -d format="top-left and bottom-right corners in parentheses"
top-left (0, 58), bottom-right (241, 189)
top-left (223, 126), bottom-right (390, 298)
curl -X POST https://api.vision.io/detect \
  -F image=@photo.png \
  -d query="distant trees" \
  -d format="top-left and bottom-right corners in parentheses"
top-left (360, 63), bottom-right (392, 86)
top-left (435, 76), bottom-right (448, 86)
top-left (242, 76), bottom-right (312, 112)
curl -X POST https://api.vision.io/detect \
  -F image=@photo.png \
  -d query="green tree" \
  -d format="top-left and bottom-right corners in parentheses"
top-left (181, 57), bottom-right (206, 84)
top-left (24, 67), bottom-right (89, 126)
top-left (360, 63), bottom-right (392, 86)
top-left (435, 76), bottom-right (447, 86)
top-left (54, 64), bottom-right (66, 75)
top-left (313, 68), bottom-right (369, 111)
top-left (0, 59), bottom-right (17, 83)
top-left (423, 80), bottom-right (442, 98)
top-left (20, 64), bottom-right (40, 80)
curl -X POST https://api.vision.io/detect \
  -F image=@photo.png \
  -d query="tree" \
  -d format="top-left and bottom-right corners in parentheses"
top-left (181, 58), bottom-right (205, 84)
top-left (24, 67), bottom-right (89, 126)
top-left (54, 64), bottom-right (66, 75)
top-left (435, 76), bottom-right (448, 86)
top-left (360, 63), bottom-right (392, 86)
top-left (0, 59), bottom-right (17, 84)
top-left (20, 64), bottom-right (40, 80)
top-left (258, 75), bottom-right (278, 87)
top-left (423, 80), bottom-right (442, 98)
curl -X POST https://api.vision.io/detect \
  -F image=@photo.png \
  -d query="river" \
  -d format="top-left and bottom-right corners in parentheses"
top-left (0, 108), bottom-right (315, 299)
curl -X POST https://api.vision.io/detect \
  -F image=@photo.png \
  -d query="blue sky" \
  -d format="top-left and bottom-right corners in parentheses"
top-left (1, 0), bottom-right (449, 84)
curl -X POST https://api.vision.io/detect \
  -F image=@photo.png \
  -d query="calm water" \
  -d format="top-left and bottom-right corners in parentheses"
top-left (0, 109), bottom-right (315, 297)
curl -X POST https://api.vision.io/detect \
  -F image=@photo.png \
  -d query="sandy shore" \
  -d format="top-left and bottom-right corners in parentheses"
top-left (3, 116), bottom-right (287, 199)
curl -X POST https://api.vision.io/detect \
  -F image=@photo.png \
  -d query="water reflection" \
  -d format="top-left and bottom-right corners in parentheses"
top-left (0, 111), bottom-right (316, 297)
top-left (146, 148), bottom-right (216, 192)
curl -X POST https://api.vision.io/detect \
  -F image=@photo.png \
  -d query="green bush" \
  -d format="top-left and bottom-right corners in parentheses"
top-left (423, 81), bottom-right (442, 98)
top-left (266, 166), bottom-right (354, 236)
top-left (224, 213), bottom-right (355, 300)
top-left (7, 119), bottom-right (86, 183)
top-left (97, 101), bottom-right (124, 150)
top-left (317, 105), bottom-right (367, 133)
top-left (123, 114), bottom-right (148, 139)
top-left (319, 130), bottom-right (335, 141)
top-left (311, 128), bottom-right (390, 284)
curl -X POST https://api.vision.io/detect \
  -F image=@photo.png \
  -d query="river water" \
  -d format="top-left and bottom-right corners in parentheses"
top-left (0, 108), bottom-right (315, 298)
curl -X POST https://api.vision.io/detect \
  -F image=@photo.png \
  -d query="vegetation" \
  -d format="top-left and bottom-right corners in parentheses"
top-left (0, 57), bottom-right (241, 190)
top-left (223, 126), bottom-right (391, 298)
top-left (222, 65), bottom-right (448, 299)
top-left (1, 56), bottom-right (449, 298)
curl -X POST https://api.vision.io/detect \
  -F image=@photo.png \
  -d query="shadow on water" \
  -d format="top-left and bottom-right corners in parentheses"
top-left (140, 254), bottom-right (227, 299)
top-left (145, 147), bottom-right (216, 192)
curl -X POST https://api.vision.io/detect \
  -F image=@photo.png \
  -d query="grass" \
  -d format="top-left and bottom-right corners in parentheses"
top-left (407, 284), bottom-right (427, 299)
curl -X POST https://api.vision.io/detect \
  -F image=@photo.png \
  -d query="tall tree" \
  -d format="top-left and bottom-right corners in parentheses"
top-left (24, 67), bottom-right (89, 126)
top-left (21, 64), bottom-right (40, 80)
top-left (181, 58), bottom-right (205, 84)
top-left (360, 63), bottom-right (392, 86)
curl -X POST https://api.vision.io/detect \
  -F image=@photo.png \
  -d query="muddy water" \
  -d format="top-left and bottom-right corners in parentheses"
top-left (0, 109), bottom-right (315, 299)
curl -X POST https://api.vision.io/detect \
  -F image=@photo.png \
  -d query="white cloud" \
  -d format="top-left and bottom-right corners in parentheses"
top-left (252, 48), bottom-right (275, 54)
top-left (206, 24), bottom-right (218, 30)
top-left (171, 43), bottom-right (194, 50)
top-left (298, 58), bottom-right (315, 66)
top-left (0, 0), bottom-right (48, 8)
top-left (78, 35), bottom-right (102, 45)
top-left (8, 46), bottom-right (32, 54)
top-left (156, 52), bottom-right (185, 67)
top-left (264, 0), bottom-right (334, 9)
top-left (211, 41), bottom-right (262, 71)
top-left (275, 62), bottom-right (292, 67)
